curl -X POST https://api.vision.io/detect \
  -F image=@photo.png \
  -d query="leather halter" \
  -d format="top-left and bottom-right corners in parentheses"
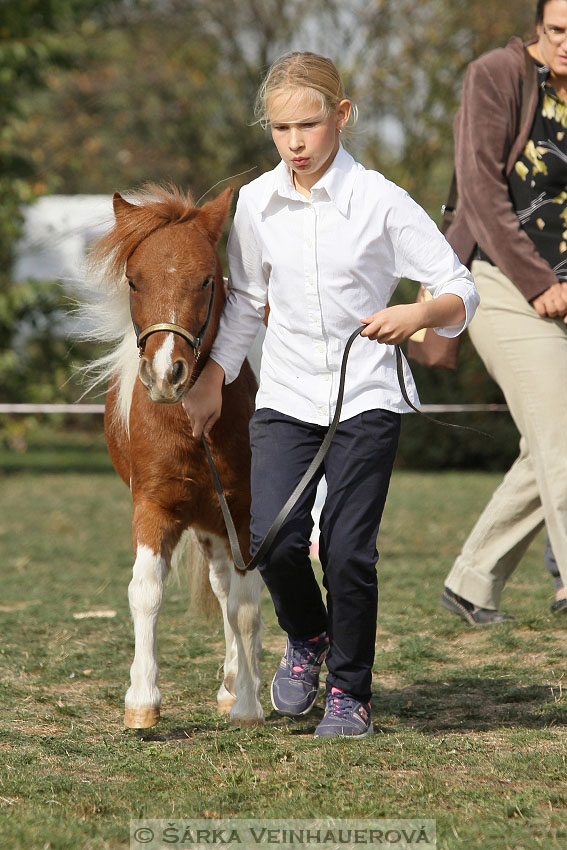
top-left (130, 275), bottom-right (216, 361)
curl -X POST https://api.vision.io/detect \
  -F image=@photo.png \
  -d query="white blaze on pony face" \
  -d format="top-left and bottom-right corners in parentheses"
top-left (137, 305), bottom-right (190, 403)
top-left (152, 331), bottom-right (175, 389)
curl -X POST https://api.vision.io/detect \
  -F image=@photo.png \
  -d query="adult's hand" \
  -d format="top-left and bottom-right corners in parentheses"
top-left (532, 282), bottom-right (567, 321)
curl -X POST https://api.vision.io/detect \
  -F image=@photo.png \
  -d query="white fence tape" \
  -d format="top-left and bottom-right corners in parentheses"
top-left (0, 404), bottom-right (105, 414)
top-left (0, 403), bottom-right (508, 415)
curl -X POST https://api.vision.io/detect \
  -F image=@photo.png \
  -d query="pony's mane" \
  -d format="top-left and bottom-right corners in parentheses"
top-left (90, 183), bottom-right (198, 285)
top-left (78, 184), bottom-right (197, 429)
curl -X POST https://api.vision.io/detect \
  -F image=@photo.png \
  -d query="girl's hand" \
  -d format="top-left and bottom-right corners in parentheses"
top-left (360, 304), bottom-right (424, 344)
top-left (182, 359), bottom-right (225, 439)
top-left (361, 294), bottom-right (466, 344)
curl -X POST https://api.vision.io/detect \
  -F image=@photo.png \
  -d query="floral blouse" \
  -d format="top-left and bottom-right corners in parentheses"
top-left (508, 60), bottom-right (567, 281)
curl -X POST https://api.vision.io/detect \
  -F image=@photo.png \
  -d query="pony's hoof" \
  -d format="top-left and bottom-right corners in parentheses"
top-left (124, 706), bottom-right (160, 728)
top-left (217, 696), bottom-right (236, 716)
top-left (229, 715), bottom-right (265, 728)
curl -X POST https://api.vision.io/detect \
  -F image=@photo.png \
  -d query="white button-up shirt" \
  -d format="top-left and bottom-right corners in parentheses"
top-left (210, 145), bottom-right (479, 425)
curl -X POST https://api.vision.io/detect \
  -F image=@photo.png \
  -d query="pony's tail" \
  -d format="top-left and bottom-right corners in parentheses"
top-left (186, 533), bottom-right (220, 621)
top-left (169, 531), bottom-right (219, 621)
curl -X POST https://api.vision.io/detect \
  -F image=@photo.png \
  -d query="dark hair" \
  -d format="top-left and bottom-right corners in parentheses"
top-left (536, 0), bottom-right (554, 25)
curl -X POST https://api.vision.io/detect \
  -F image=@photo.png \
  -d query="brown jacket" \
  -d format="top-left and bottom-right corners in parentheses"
top-left (446, 37), bottom-right (557, 301)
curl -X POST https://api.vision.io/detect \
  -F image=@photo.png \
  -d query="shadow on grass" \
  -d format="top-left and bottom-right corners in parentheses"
top-left (132, 724), bottom-right (226, 741)
top-left (374, 676), bottom-right (567, 733)
top-left (120, 682), bottom-right (566, 740)
top-left (267, 679), bottom-right (567, 737)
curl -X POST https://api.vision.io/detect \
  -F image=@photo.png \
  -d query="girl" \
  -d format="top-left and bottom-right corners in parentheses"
top-left (184, 52), bottom-right (479, 738)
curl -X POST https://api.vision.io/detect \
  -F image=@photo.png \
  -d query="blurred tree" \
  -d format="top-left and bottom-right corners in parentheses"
top-left (0, 0), bottom-right (139, 405)
top-left (18, 0), bottom-right (538, 206)
top-left (1, 0), bottom-right (545, 465)
top-left (17, 0), bottom-right (345, 199)
top-left (356, 0), bottom-right (536, 207)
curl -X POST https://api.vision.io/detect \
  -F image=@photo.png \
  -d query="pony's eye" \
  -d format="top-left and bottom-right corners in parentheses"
top-left (128, 280), bottom-right (137, 291)
top-left (201, 275), bottom-right (213, 289)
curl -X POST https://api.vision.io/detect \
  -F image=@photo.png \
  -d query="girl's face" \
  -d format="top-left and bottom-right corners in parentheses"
top-left (268, 87), bottom-right (351, 192)
top-left (536, 0), bottom-right (567, 79)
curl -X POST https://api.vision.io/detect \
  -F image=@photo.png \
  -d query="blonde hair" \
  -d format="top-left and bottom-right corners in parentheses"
top-left (254, 52), bottom-right (358, 130)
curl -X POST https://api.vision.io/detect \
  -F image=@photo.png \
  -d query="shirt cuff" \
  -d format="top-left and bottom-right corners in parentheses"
top-left (208, 350), bottom-right (239, 386)
top-left (433, 281), bottom-right (480, 338)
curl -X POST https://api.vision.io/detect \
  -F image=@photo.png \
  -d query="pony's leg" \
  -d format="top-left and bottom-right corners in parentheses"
top-left (195, 532), bottom-right (264, 724)
top-left (124, 542), bottom-right (168, 729)
top-left (194, 532), bottom-right (240, 715)
top-left (227, 567), bottom-right (264, 726)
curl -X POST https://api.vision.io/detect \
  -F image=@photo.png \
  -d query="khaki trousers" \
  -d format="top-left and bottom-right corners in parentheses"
top-left (445, 260), bottom-right (567, 608)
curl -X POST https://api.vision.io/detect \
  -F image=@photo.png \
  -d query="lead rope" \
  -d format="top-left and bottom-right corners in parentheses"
top-left (199, 327), bottom-right (489, 572)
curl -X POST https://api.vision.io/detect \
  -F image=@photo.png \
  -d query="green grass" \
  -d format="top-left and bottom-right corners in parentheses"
top-left (0, 427), bottom-right (566, 850)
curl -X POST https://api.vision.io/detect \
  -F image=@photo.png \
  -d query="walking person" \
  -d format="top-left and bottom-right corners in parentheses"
top-left (184, 52), bottom-right (479, 737)
top-left (440, 0), bottom-right (567, 625)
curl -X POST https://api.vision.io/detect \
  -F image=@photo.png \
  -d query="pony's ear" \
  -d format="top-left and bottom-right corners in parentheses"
top-left (112, 192), bottom-right (136, 220)
top-left (198, 187), bottom-right (233, 245)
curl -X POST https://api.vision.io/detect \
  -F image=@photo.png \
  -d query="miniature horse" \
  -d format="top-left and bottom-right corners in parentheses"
top-left (87, 185), bottom-right (264, 729)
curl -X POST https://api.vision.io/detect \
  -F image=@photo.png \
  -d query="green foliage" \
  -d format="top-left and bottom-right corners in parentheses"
top-left (358, 0), bottom-right (536, 209)
top-left (0, 0), bottom-right (131, 428)
top-left (0, 0), bottom-right (543, 467)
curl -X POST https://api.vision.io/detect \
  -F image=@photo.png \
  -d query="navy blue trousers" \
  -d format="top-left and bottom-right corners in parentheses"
top-left (249, 407), bottom-right (401, 702)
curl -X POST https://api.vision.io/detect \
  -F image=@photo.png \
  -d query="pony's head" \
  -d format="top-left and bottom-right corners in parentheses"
top-left (94, 185), bottom-right (232, 404)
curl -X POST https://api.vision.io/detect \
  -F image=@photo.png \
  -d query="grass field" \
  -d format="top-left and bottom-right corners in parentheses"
top-left (0, 427), bottom-right (565, 850)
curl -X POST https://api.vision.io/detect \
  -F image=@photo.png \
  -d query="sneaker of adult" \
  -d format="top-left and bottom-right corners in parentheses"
top-left (314, 687), bottom-right (373, 738)
top-left (271, 632), bottom-right (329, 717)
top-left (550, 597), bottom-right (567, 614)
top-left (440, 586), bottom-right (514, 626)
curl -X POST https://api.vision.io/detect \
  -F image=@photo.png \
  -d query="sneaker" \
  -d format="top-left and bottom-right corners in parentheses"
top-left (314, 687), bottom-right (373, 738)
top-left (271, 632), bottom-right (329, 717)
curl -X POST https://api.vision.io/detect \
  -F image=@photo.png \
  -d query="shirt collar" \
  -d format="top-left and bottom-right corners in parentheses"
top-left (257, 144), bottom-right (357, 217)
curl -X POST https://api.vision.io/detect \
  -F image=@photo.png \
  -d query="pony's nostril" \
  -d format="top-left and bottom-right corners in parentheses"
top-left (138, 357), bottom-right (154, 388)
top-left (172, 359), bottom-right (189, 387)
